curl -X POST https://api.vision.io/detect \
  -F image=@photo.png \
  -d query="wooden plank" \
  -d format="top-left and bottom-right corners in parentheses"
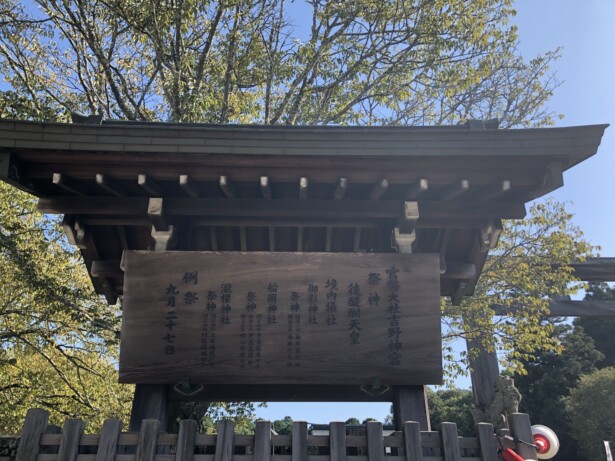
top-left (57, 419), bottom-right (85, 461)
top-left (441, 262), bottom-right (476, 280)
top-left (366, 422), bottom-right (384, 461)
top-left (368, 179), bottom-right (388, 200)
top-left (180, 175), bottom-right (201, 198)
top-left (353, 228), bottom-right (362, 252)
top-left (475, 424), bottom-right (497, 461)
top-left (254, 421), bottom-right (271, 461)
top-left (176, 420), bottom-right (197, 461)
top-left (214, 420), bottom-right (234, 461)
top-left (52, 173), bottom-right (86, 196)
top-left (16, 408), bottom-right (49, 461)
top-left (334, 178), bottom-right (348, 200)
top-left (138, 174), bottom-right (163, 196)
top-left (292, 423), bottom-right (307, 461)
top-left (96, 419), bottom-right (122, 461)
top-left (120, 252), bottom-right (442, 385)
top-left (329, 422), bottom-right (346, 461)
top-left (135, 420), bottom-right (159, 461)
top-left (261, 177), bottom-right (272, 199)
top-left (528, 161), bottom-right (563, 200)
top-left (491, 300), bottom-right (615, 317)
top-left (210, 227), bottom-right (218, 251)
top-left (393, 387), bottom-right (430, 431)
top-left (219, 176), bottom-right (236, 198)
top-left (37, 198), bottom-right (527, 222)
top-left (402, 422), bottom-right (423, 461)
top-left (508, 414), bottom-right (537, 460)
top-left (129, 385), bottom-right (168, 432)
top-left (96, 174), bottom-right (127, 197)
top-left (439, 423), bottom-right (461, 461)
top-left (268, 227), bottom-right (275, 251)
top-left (398, 203), bottom-right (419, 234)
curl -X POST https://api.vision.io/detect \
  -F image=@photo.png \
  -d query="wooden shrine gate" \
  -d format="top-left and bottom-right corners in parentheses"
top-left (0, 117), bottom-right (608, 434)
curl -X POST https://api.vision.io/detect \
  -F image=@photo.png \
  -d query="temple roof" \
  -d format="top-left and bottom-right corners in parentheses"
top-left (0, 118), bottom-right (608, 305)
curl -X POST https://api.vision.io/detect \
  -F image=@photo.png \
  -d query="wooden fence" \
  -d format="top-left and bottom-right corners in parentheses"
top-left (5, 409), bottom-right (539, 461)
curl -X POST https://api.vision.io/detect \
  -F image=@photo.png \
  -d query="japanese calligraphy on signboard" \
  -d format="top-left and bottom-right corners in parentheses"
top-left (120, 251), bottom-right (442, 385)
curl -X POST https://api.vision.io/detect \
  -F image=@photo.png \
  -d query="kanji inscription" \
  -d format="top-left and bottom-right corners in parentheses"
top-left (120, 251), bottom-right (442, 385)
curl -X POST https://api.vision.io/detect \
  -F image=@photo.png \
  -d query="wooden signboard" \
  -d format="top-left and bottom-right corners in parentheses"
top-left (120, 251), bottom-right (442, 385)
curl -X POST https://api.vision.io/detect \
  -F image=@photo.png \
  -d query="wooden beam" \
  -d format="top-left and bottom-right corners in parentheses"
top-left (219, 175), bottom-right (236, 198)
top-left (441, 179), bottom-right (469, 201)
top-left (62, 215), bottom-right (87, 249)
top-left (492, 300), bottom-right (615, 317)
top-left (391, 228), bottom-right (416, 254)
top-left (95, 174), bottom-right (127, 197)
top-left (179, 175), bottom-right (201, 198)
top-left (571, 257), bottom-right (615, 281)
top-left (52, 173), bottom-right (86, 196)
top-left (368, 178), bottom-right (388, 200)
top-left (151, 226), bottom-right (176, 251)
top-left (353, 228), bottom-right (362, 252)
top-left (405, 178), bottom-right (428, 199)
top-left (260, 176), bottom-right (271, 199)
top-left (299, 177), bottom-right (308, 199)
top-left (297, 227), bottom-right (304, 252)
top-left (268, 226), bottom-right (275, 251)
top-left (137, 174), bottom-right (163, 196)
top-left (117, 226), bottom-right (130, 250)
top-left (210, 226), bottom-right (218, 251)
top-left (325, 227), bottom-right (332, 252)
top-left (452, 281), bottom-right (468, 306)
top-left (39, 198), bottom-right (527, 221)
top-left (334, 178), bottom-right (347, 199)
top-left (91, 260), bottom-right (123, 278)
top-left (239, 226), bottom-right (247, 251)
top-left (481, 179), bottom-right (511, 202)
top-left (129, 384), bottom-right (168, 432)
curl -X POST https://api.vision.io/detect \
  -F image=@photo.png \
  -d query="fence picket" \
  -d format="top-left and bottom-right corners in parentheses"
top-left (508, 414), bottom-right (537, 460)
top-left (176, 420), bottom-right (197, 461)
top-left (366, 422), bottom-right (384, 461)
top-left (15, 409), bottom-right (49, 461)
top-left (475, 423), bottom-right (497, 461)
top-left (254, 421), bottom-right (271, 461)
top-left (95, 419), bottom-right (122, 461)
top-left (329, 422), bottom-right (346, 461)
top-left (440, 423), bottom-right (461, 461)
top-left (57, 419), bottom-right (85, 461)
top-left (402, 422), bottom-right (422, 461)
top-left (215, 420), bottom-right (234, 461)
top-left (136, 419), bottom-right (160, 461)
top-left (291, 422), bottom-right (307, 461)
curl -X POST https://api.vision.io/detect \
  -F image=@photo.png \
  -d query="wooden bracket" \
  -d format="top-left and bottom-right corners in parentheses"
top-left (480, 220), bottom-right (503, 252)
top-left (334, 178), bottom-right (347, 199)
top-left (138, 174), bottom-right (163, 196)
top-left (151, 225), bottom-right (177, 251)
top-left (368, 178), bottom-right (388, 200)
top-left (299, 177), bottom-right (308, 199)
top-left (405, 179), bottom-right (428, 200)
top-left (260, 176), bottom-right (271, 199)
top-left (147, 197), bottom-right (169, 231)
top-left (0, 153), bottom-right (35, 193)
top-left (62, 215), bottom-right (87, 249)
top-left (398, 201), bottom-right (419, 234)
top-left (391, 227), bottom-right (416, 254)
top-left (95, 174), bottom-right (127, 197)
top-left (441, 179), bottom-right (469, 201)
top-left (53, 173), bottom-right (86, 196)
top-left (529, 161), bottom-right (564, 199)
top-left (219, 175), bottom-right (236, 198)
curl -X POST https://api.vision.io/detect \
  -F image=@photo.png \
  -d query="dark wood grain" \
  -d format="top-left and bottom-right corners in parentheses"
top-left (16, 408), bottom-right (49, 461)
top-left (120, 251), bottom-right (441, 385)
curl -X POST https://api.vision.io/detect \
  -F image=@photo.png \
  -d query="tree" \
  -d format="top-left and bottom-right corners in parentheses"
top-left (428, 388), bottom-right (475, 436)
top-left (443, 200), bottom-right (594, 377)
top-left (0, 182), bottom-right (132, 431)
top-left (575, 283), bottom-right (615, 368)
top-left (0, 0), bottom-right (559, 126)
top-left (565, 367), bottom-right (615, 460)
top-left (273, 416), bottom-right (294, 435)
top-left (515, 324), bottom-right (603, 461)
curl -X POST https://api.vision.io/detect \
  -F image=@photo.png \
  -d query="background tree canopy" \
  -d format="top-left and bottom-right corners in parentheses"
top-left (1, 0), bottom-right (559, 126)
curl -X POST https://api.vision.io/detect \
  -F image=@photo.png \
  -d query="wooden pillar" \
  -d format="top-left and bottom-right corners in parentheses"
top-left (129, 384), bottom-right (169, 432)
top-left (467, 333), bottom-right (500, 408)
top-left (392, 385), bottom-right (430, 431)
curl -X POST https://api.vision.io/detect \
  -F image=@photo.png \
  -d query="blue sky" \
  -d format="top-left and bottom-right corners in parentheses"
top-left (252, 0), bottom-right (615, 424)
